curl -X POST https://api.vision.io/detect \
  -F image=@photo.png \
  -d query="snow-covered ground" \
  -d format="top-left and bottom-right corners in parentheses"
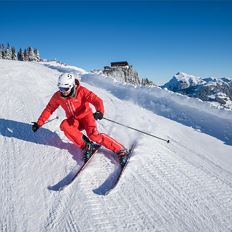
top-left (1, 60), bottom-right (232, 232)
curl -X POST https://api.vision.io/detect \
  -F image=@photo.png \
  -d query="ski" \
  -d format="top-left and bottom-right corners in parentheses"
top-left (48, 144), bottom-right (101, 191)
top-left (104, 142), bottom-right (137, 195)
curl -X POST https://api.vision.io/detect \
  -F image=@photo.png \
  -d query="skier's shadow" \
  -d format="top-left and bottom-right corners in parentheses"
top-left (0, 118), bottom-right (128, 193)
top-left (0, 118), bottom-right (86, 191)
top-left (0, 118), bottom-right (82, 165)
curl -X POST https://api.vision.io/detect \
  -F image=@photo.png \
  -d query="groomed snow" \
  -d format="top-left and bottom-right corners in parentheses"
top-left (1, 60), bottom-right (232, 232)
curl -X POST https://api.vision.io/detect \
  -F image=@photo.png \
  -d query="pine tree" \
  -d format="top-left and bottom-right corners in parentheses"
top-left (0, 44), bottom-right (5, 59)
top-left (0, 43), bottom-right (42, 61)
top-left (17, 48), bottom-right (24, 61)
top-left (11, 47), bottom-right (17, 60)
top-left (3, 50), bottom-right (7, 59)
top-left (23, 49), bottom-right (28, 61)
top-left (34, 48), bottom-right (40, 61)
top-left (5, 43), bottom-right (12, 60)
top-left (27, 46), bottom-right (35, 61)
top-left (0, 44), bottom-right (3, 59)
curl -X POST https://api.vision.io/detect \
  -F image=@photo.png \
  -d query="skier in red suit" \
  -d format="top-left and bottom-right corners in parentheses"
top-left (32, 73), bottom-right (129, 166)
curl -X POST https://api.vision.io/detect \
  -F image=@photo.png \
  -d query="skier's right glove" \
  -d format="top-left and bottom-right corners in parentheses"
top-left (32, 122), bottom-right (40, 132)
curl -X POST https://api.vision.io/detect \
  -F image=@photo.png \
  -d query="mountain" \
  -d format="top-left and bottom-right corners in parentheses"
top-left (162, 72), bottom-right (232, 110)
top-left (1, 60), bottom-right (232, 232)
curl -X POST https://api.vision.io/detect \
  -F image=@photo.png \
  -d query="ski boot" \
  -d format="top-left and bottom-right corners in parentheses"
top-left (82, 141), bottom-right (95, 163)
top-left (117, 148), bottom-right (129, 167)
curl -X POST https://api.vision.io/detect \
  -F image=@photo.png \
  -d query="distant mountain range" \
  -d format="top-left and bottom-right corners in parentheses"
top-left (161, 72), bottom-right (232, 110)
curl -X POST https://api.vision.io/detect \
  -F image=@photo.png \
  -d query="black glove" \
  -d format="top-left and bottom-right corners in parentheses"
top-left (32, 122), bottom-right (40, 132)
top-left (93, 111), bottom-right (104, 120)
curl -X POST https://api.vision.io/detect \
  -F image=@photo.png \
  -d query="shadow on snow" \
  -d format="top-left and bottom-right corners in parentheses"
top-left (0, 118), bottom-right (85, 191)
top-left (0, 118), bottom-right (121, 193)
top-left (0, 118), bottom-right (82, 160)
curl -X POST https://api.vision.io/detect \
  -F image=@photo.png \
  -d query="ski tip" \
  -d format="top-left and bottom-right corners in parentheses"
top-left (103, 188), bottom-right (114, 196)
top-left (104, 191), bottom-right (110, 196)
top-left (47, 185), bottom-right (64, 192)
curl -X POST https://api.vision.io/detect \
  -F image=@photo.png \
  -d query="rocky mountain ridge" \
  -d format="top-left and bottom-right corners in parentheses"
top-left (92, 61), bottom-right (155, 86)
top-left (162, 72), bottom-right (232, 110)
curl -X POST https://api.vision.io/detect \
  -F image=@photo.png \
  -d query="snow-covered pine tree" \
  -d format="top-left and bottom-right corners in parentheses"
top-left (2, 50), bottom-right (7, 59)
top-left (0, 44), bottom-right (6, 59)
top-left (5, 43), bottom-right (12, 60)
top-left (1, 43), bottom-right (42, 61)
top-left (34, 48), bottom-right (40, 61)
top-left (23, 49), bottom-right (29, 61)
top-left (0, 44), bottom-right (3, 59)
top-left (28, 46), bottom-right (36, 61)
top-left (11, 47), bottom-right (17, 60)
top-left (17, 48), bottom-right (24, 61)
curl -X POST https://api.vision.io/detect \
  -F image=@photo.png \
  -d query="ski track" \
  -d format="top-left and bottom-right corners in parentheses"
top-left (152, 146), bottom-right (232, 232)
top-left (68, 155), bottom-right (116, 232)
top-left (0, 139), bottom-right (17, 232)
top-left (170, 139), bottom-right (232, 187)
top-left (42, 154), bottom-right (114, 232)
top-left (63, 210), bottom-right (81, 232)
top-left (4, 126), bottom-right (232, 232)
top-left (43, 166), bottom-right (83, 232)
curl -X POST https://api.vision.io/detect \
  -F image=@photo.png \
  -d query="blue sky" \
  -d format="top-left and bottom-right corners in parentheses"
top-left (1, 1), bottom-right (232, 84)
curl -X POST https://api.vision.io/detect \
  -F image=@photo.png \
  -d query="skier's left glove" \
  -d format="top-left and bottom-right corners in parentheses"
top-left (32, 122), bottom-right (40, 132)
top-left (93, 111), bottom-right (104, 120)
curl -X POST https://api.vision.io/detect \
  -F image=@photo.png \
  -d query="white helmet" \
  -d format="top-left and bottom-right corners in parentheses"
top-left (57, 73), bottom-right (75, 92)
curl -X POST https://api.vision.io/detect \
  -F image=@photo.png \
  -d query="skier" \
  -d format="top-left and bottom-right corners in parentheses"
top-left (32, 73), bottom-right (129, 166)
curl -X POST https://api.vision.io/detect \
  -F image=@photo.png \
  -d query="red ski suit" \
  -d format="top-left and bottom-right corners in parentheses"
top-left (37, 81), bottom-right (123, 153)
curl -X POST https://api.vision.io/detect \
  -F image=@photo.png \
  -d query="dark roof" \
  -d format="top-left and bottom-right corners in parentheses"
top-left (111, 61), bottom-right (129, 67)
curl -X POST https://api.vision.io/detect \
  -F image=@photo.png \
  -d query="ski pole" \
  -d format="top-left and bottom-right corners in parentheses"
top-left (103, 117), bottom-right (170, 143)
top-left (44, 116), bottom-right (59, 125)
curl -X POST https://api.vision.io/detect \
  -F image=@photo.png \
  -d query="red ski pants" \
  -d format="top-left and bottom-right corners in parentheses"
top-left (60, 113), bottom-right (124, 153)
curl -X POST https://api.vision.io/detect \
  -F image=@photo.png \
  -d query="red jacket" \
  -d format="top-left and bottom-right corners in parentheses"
top-left (37, 81), bottom-right (104, 126)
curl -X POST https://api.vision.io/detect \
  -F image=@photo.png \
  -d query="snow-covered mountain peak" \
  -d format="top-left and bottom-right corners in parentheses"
top-left (162, 72), bottom-right (204, 91)
top-left (162, 72), bottom-right (232, 110)
top-left (174, 72), bottom-right (203, 85)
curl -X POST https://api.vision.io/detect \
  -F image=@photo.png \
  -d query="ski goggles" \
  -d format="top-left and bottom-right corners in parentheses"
top-left (59, 87), bottom-right (71, 93)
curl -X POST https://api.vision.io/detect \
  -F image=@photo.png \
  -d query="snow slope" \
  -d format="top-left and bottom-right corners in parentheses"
top-left (1, 60), bottom-right (232, 232)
